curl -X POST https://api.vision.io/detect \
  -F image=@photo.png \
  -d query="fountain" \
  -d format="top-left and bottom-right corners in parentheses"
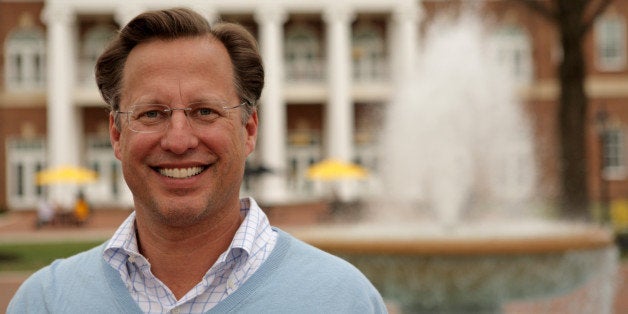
top-left (289, 8), bottom-right (619, 314)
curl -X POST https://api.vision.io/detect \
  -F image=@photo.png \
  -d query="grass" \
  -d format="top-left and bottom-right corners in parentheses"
top-left (0, 241), bottom-right (103, 272)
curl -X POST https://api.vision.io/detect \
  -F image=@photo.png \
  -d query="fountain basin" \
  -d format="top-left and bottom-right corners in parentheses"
top-left (289, 222), bottom-right (618, 313)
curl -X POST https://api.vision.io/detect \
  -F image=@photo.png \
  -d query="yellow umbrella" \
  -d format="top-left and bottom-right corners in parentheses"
top-left (306, 158), bottom-right (369, 181)
top-left (36, 165), bottom-right (98, 185)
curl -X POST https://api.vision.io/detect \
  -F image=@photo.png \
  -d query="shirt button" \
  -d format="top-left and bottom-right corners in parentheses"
top-left (128, 256), bottom-right (136, 263)
top-left (171, 308), bottom-right (180, 314)
top-left (228, 279), bottom-right (235, 289)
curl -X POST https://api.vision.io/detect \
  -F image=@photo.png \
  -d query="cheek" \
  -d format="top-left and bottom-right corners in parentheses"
top-left (207, 134), bottom-right (240, 157)
top-left (117, 133), bottom-right (154, 161)
top-left (209, 124), bottom-right (248, 152)
top-left (235, 127), bottom-right (253, 156)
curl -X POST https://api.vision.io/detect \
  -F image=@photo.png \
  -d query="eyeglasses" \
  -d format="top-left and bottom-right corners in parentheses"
top-left (116, 102), bottom-right (246, 133)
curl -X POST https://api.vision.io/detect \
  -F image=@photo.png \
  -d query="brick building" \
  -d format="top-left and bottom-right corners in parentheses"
top-left (1, 0), bottom-right (627, 215)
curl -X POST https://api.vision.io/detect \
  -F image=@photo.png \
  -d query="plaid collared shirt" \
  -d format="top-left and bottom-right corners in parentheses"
top-left (103, 197), bottom-right (277, 314)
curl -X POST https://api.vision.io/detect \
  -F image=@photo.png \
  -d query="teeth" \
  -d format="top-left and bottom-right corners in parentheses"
top-left (159, 166), bottom-right (204, 178)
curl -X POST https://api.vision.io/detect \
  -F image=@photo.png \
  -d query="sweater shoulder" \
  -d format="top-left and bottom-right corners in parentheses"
top-left (17, 241), bottom-right (105, 286)
top-left (7, 242), bottom-right (119, 313)
top-left (45, 241), bottom-right (107, 277)
top-left (273, 229), bottom-right (374, 284)
top-left (276, 229), bottom-right (354, 268)
top-left (215, 229), bottom-right (387, 313)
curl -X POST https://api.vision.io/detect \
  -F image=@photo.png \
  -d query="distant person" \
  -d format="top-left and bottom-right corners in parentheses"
top-left (8, 7), bottom-right (386, 313)
top-left (35, 199), bottom-right (54, 228)
top-left (73, 192), bottom-right (89, 225)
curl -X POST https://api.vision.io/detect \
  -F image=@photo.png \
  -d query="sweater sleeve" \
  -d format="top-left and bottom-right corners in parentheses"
top-left (6, 267), bottom-right (52, 313)
top-left (7, 242), bottom-right (141, 314)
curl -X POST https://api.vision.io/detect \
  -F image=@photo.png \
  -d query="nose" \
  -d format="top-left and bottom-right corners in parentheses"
top-left (160, 110), bottom-right (198, 154)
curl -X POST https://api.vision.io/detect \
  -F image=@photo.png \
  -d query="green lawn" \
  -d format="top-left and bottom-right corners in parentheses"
top-left (0, 241), bottom-right (103, 272)
top-left (0, 237), bottom-right (626, 273)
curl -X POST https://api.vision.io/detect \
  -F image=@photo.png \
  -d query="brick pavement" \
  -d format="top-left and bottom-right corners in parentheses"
top-left (0, 210), bottom-right (130, 241)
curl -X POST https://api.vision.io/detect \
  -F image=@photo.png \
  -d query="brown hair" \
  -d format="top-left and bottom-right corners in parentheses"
top-left (95, 7), bottom-right (264, 125)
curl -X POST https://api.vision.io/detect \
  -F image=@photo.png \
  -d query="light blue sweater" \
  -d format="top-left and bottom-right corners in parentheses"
top-left (8, 229), bottom-right (387, 313)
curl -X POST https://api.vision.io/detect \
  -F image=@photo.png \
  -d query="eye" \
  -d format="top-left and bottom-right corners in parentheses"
top-left (189, 103), bottom-right (223, 122)
top-left (132, 105), bottom-right (168, 122)
top-left (196, 107), bottom-right (216, 116)
top-left (142, 110), bottom-right (162, 118)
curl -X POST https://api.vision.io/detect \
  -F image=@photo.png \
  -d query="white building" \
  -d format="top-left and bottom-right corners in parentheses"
top-left (4, 0), bottom-right (421, 209)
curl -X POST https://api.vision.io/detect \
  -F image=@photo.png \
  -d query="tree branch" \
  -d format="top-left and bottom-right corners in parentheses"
top-left (510, 0), bottom-right (558, 23)
top-left (581, 0), bottom-right (614, 34)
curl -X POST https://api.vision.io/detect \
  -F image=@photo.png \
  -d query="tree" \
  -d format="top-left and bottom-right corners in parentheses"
top-left (513, 0), bottom-right (613, 219)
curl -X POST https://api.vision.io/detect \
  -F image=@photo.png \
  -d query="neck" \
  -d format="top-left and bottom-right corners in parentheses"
top-left (135, 208), bottom-right (243, 299)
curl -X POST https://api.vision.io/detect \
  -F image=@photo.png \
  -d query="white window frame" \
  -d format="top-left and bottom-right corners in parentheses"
top-left (602, 127), bottom-right (626, 180)
top-left (85, 136), bottom-right (133, 208)
top-left (4, 28), bottom-right (46, 91)
top-left (5, 138), bottom-right (47, 210)
top-left (595, 13), bottom-right (626, 72)
top-left (80, 25), bottom-right (116, 85)
top-left (352, 22), bottom-right (387, 82)
top-left (285, 24), bottom-right (324, 81)
top-left (286, 144), bottom-right (322, 196)
top-left (490, 25), bottom-right (534, 85)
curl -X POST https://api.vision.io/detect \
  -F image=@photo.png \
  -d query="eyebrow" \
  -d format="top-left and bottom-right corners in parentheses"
top-left (130, 97), bottom-right (229, 107)
top-left (188, 98), bottom-right (228, 105)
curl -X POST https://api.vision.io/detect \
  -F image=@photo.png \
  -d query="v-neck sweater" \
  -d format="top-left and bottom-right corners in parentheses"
top-left (8, 229), bottom-right (387, 314)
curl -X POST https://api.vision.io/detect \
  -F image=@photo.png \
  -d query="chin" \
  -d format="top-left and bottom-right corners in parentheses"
top-left (134, 196), bottom-right (211, 228)
top-left (154, 207), bottom-right (210, 228)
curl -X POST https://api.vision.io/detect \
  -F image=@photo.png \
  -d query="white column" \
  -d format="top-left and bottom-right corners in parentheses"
top-left (323, 6), bottom-right (355, 161)
top-left (323, 6), bottom-right (355, 201)
top-left (390, 0), bottom-right (422, 83)
top-left (254, 7), bottom-right (288, 204)
top-left (42, 4), bottom-right (79, 207)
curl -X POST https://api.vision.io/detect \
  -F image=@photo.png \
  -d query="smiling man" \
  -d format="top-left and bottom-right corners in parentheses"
top-left (8, 7), bottom-right (386, 314)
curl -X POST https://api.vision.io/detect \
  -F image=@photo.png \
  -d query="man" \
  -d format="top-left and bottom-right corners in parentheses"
top-left (8, 7), bottom-right (387, 314)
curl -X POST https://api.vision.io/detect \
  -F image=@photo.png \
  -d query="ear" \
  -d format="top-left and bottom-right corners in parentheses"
top-left (244, 111), bottom-right (258, 156)
top-left (109, 113), bottom-right (123, 160)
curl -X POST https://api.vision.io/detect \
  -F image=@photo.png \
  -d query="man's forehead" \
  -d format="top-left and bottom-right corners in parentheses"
top-left (119, 36), bottom-right (235, 107)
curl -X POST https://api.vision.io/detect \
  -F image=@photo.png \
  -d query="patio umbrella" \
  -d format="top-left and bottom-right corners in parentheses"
top-left (36, 165), bottom-right (98, 185)
top-left (306, 158), bottom-right (368, 181)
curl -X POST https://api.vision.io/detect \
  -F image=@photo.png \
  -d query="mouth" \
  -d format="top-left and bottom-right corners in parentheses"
top-left (156, 166), bottom-right (206, 179)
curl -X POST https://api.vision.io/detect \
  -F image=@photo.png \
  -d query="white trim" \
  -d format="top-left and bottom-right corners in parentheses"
top-left (595, 13), bottom-right (627, 72)
top-left (5, 137), bottom-right (47, 210)
top-left (4, 27), bottom-right (46, 91)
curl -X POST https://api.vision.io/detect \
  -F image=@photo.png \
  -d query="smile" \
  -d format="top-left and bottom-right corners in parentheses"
top-left (158, 166), bottom-right (205, 179)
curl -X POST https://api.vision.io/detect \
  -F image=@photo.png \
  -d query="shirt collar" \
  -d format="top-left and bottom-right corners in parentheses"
top-left (104, 211), bottom-right (140, 258)
top-left (104, 197), bottom-right (265, 261)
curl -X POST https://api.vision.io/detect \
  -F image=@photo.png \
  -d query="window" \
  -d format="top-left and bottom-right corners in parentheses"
top-left (85, 136), bottom-right (132, 207)
top-left (490, 25), bottom-right (533, 84)
top-left (80, 25), bottom-right (116, 85)
top-left (4, 27), bottom-right (46, 90)
top-left (352, 22), bottom-right (387, 82)
top-left (6, 138), bottom-right (47, 209)
top-left (285, 24), bottom-right (323, 81)
top-left (595, 13), bottom-right (626, 71)
top-left (285, 145), bottom-right (322, 196)
top-left (602, 127), bottom-right (625, 179)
